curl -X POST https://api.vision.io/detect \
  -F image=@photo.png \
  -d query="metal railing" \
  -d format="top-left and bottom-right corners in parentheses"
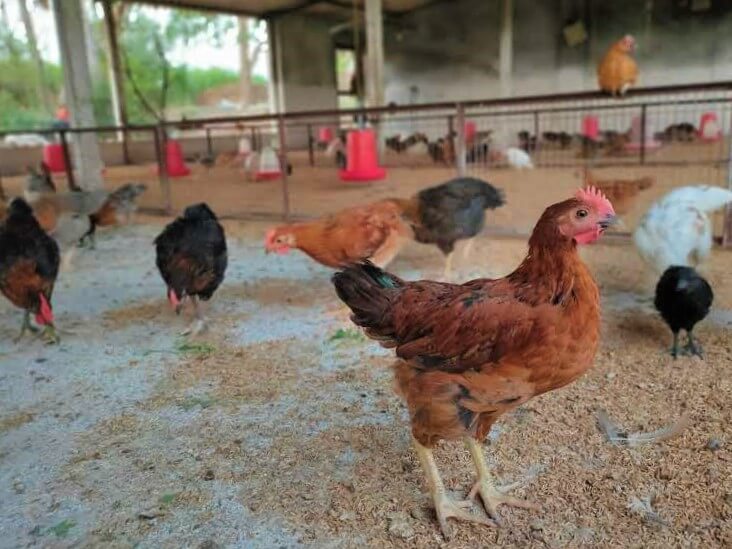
top-left (1, 80), bottom-right (730, 241)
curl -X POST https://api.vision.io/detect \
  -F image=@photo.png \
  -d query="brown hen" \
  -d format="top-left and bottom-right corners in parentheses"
top-left (584, 169), bottom-right (653, 216)
top-left (264, 199), bottom-right (412, 269)
top-left (598, 35), bottom-right (638, 96)
top-left (333, 187), bottom-right (616, 538)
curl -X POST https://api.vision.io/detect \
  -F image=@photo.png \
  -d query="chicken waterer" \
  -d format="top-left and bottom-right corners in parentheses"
top-left (339, 129), bottom-right (386, 182)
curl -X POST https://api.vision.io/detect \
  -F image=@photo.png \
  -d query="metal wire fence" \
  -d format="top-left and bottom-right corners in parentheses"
top-left (1, 81), bottom-right (730, 241)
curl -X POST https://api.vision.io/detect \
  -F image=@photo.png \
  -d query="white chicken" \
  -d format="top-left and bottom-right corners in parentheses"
top-left (634, 185), bottom-right (732, 274)
top-left (505, 147), bottom-right (534, 169)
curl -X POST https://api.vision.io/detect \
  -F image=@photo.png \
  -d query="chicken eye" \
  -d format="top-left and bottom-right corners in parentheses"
top-left (576, 209), bottom-right (588, 218)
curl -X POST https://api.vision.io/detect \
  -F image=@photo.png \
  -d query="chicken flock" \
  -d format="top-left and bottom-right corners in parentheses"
top-left (2, 158), bottom-right (729, 538)
top-left (1, 33), bottom-right (728, 540)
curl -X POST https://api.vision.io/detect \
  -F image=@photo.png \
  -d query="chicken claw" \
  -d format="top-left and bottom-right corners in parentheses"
top-left (413, 438), bottom-right (495, 539)
top-left (464, 438), bottom-right (539, 524)
top-left (180, 318), bottom-right (207, 337)
top-left (15, 311), bottom-right (39, 342)
top-left (683, 333), bottom-right (703, 359)
top-left (41, 324), bottom-right (60, 345)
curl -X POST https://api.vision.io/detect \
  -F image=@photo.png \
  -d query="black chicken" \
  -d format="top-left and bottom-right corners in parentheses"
top-left (398, 177), bottom-right (505, 278)
top-left (654, 266), bottom-right (713, 358)
top-left (0, 198), bottom-right (60, 343)
top-left (154, 203), bottom-right (228, 335)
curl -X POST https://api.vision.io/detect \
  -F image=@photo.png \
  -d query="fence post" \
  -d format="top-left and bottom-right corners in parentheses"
top-left (533, 110), bottom-right (539, 146)
top-left (455, 103), bottom-right (467, 177)
top-left (277, 116), bottom-right (291, 222)
top-left (250, 127), bottom-right (257, 152)
top-left (205, 127), bottom-right (213, 159)
top-left (121, 127), bottom-right (130, 165)
top-left (639, 104), bottom-right (647, 165)
top-left (307, 123), bottom-right (315, 167)
top-left (59, 129), bottom-right (79, 191)
top-left (154, 124), bottom-right (172, 215)
top-left (723, 109), bottom-right (732, 246)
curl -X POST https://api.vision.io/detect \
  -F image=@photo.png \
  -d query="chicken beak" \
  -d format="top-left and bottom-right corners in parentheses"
top-left (598, 214), bottom-right (619, 232)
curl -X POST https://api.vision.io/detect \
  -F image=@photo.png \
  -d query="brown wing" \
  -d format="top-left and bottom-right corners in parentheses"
top-left (0, 259), bottom-right (53, 311)
top-left (382, 278), bottom-right (560, 373)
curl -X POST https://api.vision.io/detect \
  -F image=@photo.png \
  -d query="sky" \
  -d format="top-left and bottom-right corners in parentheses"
top-left (4, 0), bottom-right (263, 73)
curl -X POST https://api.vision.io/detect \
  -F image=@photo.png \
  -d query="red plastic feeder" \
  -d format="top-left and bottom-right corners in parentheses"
top-left (582, 116), bottom-right (599, 140)
top-left (698, 112), bottom-right (722, 142)
top-left (464, 121), bottom-right (477, 144)
top-left (317, 126), bottom-right (334, 145)
top-left (254, 147), bottom-right (282, 181)
top-left (165, 140), bottom-right (190, 177)
top-left (625, 115), bottom-right (660, 152)
top-left (42, 143), bottom-right (67, 174)
top-left (339, 129), bottom-right (386, 182)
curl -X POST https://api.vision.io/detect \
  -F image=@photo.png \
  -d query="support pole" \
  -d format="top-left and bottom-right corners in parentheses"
top-left (365, 0), bottom-right (385, 158)
top-left (456, 103), bottom-right (467, 177)
top-left (277, 117), bottom-right (291, 222)
top-left (52, 0), bottom-right (104, 190)
top-left (499, 0), bottom-right (514, 98)
top-left (723, 109), bottom-right (732, 247)
top-left (101, 0), bottom-right (129, 163)
top-left (155, 125), bottom-right (172, 215)
top-left (59, 130), bottom-right (79, 191)
top-left (307, 123), bottom-right (315, 167)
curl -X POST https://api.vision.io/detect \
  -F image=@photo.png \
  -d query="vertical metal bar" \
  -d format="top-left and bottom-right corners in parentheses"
top-left (455, 103), bottom-right (467, 177)
top-left (155, 125), bottom-right (172, 215)
top-left (121, 127), bottom-right (130, 165)
top-left (307, 123), bottom-right (315, 167)
top-left (205, 127), bottom-right (213, 159)
top-left (723, 105), bottom-right (732, 247)
top-left (277, 116), bottom-right (291, 222)
top-left (639, 103), bottom-right (647, 165)
top-left (533, 110), bottom-right (539, 147)
top-left (59, 130), bottom-right (78, 191)
top-left (250, 127), bottom-right (257, 152)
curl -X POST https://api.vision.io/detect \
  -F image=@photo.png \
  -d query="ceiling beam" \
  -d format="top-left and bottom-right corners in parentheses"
top-left (120, 0), bottom-right (263, 18)
top-left (266, 0), bottom-right (323, 19)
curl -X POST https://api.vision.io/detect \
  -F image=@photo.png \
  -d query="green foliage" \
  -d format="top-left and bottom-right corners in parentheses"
top-left (0, 4), bottom-right (258, 130)
top-left (45, 519), bottom-right (76, 538)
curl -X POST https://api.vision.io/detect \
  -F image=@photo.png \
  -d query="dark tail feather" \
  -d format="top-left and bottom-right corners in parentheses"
top-left (332, 262), bottom-right (403, 329)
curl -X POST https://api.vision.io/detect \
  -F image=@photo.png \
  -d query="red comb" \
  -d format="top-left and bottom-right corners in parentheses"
top-left (575, 186), bottom-right (615, 216)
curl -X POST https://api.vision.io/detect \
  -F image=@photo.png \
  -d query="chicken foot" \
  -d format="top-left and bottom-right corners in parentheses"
top-left (464, 438), bottom-right (539, 525)
top-left (180, 297), bottom-right (207, 336)
top-left (670, 331), bottom-right (703, 359)
top-left (41, 323), bottom-right (60, 345)
top-left (412, 438), bottom-right (494, 539)
top-left (15, 311), bottom-right (39, 342)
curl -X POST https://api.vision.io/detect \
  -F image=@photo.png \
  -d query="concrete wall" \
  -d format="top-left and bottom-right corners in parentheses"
top-left (384, 0), bottom-right (732, 105)
top-left (270, 13), bottom-right (339, 147)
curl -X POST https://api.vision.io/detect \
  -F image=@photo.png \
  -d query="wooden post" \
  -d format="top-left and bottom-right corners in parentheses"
top-left (59, 130), bottom-right (79, 191)
top-left (101, 0), bottom-right (129, 164)
top-left (205, 127), bottom-right (213, 159)
top-left (456, 104), bottom-right (467, 177)
top-left (499, 0), bottom-right (513, 97)
top-left (155, 125), bottom-right (172, 215)
top-left (365, 0), bottom-right (385, 159)
top-left (639, 104), bottom-right (647, 165)
top-left (723, 110), bottom-right (732, 247)
top-left (277, 117), bottom-right (291, 222)
top-left (307, 123), bottom-right (315, 167)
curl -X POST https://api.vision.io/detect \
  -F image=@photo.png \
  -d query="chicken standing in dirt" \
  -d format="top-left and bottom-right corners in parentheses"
top-left (598, 35), bottom-right (638, 96)
top-left (332, 187), bottom-right (616, 538)
top-left (0, 198), bottom-right (60, 344)
top-left (394, 177), bottom-right (504, 278)
top-left (80, 182), bottom-right (147, 248)
top-left (154, 203), bottom-right (227, 336)
top-left (264, 199), bottom-right (412, 269)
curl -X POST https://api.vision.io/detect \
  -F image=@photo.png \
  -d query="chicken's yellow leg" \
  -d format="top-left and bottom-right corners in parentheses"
top-left (462, 237), bottom-right (475, 260)
top-left (442, 251), bottom-right (454, 281)
top-left (464, 438), bottom-right (539, 524)
top-left (413, 438), bottom-right (493, 539)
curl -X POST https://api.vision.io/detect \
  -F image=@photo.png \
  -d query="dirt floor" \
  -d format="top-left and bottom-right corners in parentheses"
top-left (0, 206), bottom-right (731, 548)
